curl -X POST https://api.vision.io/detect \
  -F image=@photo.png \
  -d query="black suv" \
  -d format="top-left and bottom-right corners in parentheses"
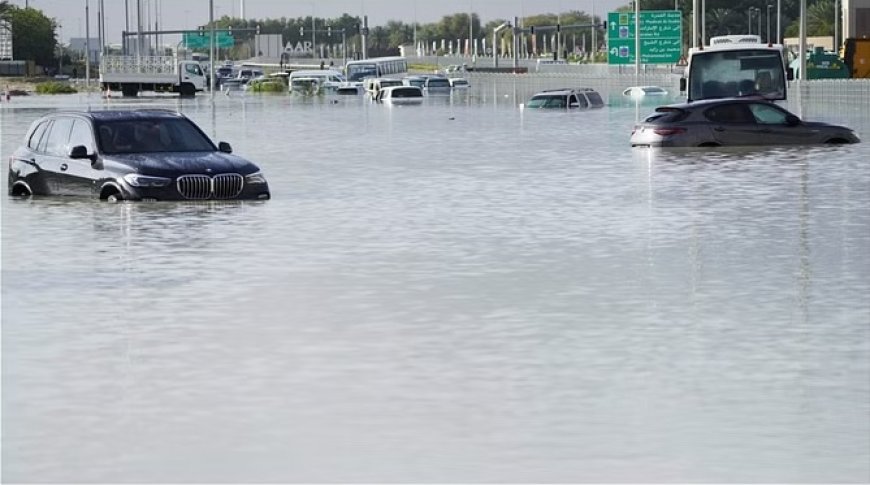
top-left (8, 110), bottom-right (270, 201)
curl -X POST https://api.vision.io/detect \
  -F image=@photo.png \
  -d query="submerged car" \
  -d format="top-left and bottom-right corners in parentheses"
top-left (374, 85), bottom-right (424, 105)
top-left (630, 98), bottom-right (860, 147)
top-left (526, 88), bottom-right (604, 109)
top-left (8, 109), bottom-right (270, 201)
top-left (623, 85), bottom-right (668, 97)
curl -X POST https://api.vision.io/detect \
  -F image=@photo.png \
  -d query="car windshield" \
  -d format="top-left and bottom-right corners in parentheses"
top-left (347, 64), bottom-right (377, 82)
top-left (96, 118), bottom-right (216, 154)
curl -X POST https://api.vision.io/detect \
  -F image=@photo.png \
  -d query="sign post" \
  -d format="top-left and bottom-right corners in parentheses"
top-left (607, 10), bottom-right (682, 65)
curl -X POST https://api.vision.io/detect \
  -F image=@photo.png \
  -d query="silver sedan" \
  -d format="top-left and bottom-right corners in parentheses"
top-left (630, 98), bottom-right (860, 148)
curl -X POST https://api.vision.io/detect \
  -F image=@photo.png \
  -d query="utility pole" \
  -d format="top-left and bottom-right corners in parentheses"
top-left (209, 0), bottom-right (215, 94)
top-left (124, 0), bottom-right (129, 54)
top-left (85, 0), bottom-right (90, 86)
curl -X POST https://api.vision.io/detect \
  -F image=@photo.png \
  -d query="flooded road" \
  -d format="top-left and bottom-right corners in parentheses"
top-left (2, 89), bottom-right (869, 482)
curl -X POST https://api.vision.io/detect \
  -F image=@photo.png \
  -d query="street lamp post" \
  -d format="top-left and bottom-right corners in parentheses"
top-left (757, 7), bottom-right (761, 39)
top-left (747, 7), bottom-right (752, 34)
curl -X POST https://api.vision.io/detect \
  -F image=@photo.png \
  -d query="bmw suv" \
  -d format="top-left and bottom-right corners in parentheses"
top-left (8, 109), bottom-right (270, 201)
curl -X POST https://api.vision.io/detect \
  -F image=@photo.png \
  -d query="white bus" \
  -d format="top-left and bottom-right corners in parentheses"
top-left (344, 56), bottom-right (408, 83)
top-left (680, 35), bottom-right (793, 102)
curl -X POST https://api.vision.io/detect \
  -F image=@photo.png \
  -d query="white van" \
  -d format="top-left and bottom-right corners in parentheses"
top-left (287, 69), bottom-right (345, 93)
top-left (375, 85), bottom-right (424, 105)
top-left (363, 77), bottom-right (404, 96)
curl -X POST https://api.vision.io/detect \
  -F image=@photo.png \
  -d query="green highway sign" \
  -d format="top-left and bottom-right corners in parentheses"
top-left (607, 10), bottom-right (682, 65)
top-left (182, 31), bottom-right (235, 49)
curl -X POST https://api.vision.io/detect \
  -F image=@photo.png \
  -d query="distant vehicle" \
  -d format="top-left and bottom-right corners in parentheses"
top-left (374, 86), bottom-right (424, 105)
top-left (345, 56), bottom-right (408, 83)
top-left (630, 98), bottom-right (859, 147)
top-left (99, 55), bottom-right (207, 97)
top-left (623, 85), bottom-right (668, 97)
top-left (535, 58), bottom-right (568, 72)
top-left (526, 88), bottom-right (604, 109)
top-left (287, 69), bottom-right (345, 93)
top-left (449, 77), bottom-right (470, 88)
top-left (363, 77), bottom-right (404, 96)
top-left (402, 75), bottom-right (428, 88)
top-left (289, 77), bottom-right (321, 95)
top-left (423, 76), bottom-right (451, 94)
top-left (8, 110), bottom-right (270, 201)
top-left (221, 68), bottom-right (263, 90)
top-left (680, 35), bottom-right (792, 102)
top-left (214, 65), bottom-right (234, 87)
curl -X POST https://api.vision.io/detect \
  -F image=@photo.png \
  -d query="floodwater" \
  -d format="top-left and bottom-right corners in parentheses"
top-left (2, 87), bottom-right (869, 483)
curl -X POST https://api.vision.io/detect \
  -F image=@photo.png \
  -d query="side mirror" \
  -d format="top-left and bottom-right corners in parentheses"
top-left (785, 114), bottom-right (801, 126)
top-left (679, 77), bottom-right (687, 92)
top-left (69, 145), bottom-right (95, 161)
top-left (218, 141), bottom-right (233, 153)
top-left (786, 67), bottom-right (795, 81)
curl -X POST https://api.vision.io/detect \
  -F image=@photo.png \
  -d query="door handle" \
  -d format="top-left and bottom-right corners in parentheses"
top-left (60, 163), bottom-right (68, 171)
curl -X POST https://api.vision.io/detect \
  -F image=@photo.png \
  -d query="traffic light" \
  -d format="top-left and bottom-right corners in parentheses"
top-left (327, 26), bottom-right (332, 37)
top-left (556, 23), bottom-right (561, 33)
top-left (198, 26), bottom-right (205, 37)
top-left (300, 26), bottom-right (304, 36)
top-left (256, 24), bottom-right (260, 35)
top-left (227, 26), bottom-right (233, 37)
top-left (529, 25), bottom-right (535, 35)
top-left (602, 21), bottom-right (607, 30)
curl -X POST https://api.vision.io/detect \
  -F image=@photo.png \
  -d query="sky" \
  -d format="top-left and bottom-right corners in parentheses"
top-left (9, 0), bottom-right (628, 43)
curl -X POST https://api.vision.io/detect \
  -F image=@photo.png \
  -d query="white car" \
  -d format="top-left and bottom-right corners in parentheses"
top-left (623, 85), bottom-right (669, 97)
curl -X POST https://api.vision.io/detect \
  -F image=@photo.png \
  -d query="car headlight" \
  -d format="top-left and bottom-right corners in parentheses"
top-left (123, 173), bottom-right (172, 187)
top-left (245, 171), bottom-right (267, 185)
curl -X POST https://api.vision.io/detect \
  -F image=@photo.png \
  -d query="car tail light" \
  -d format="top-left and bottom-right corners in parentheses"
top-left (653, 127), bottom-right (686, 136)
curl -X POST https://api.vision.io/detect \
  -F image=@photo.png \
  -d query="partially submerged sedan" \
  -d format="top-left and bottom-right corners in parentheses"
top-left (9, 110), bottom-right (270, 201)
top-left (630, 98), bottom-right (859, 147)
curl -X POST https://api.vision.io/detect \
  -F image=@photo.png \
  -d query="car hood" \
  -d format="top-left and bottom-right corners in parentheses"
top-left (105, 151), bottom-right (259, 177)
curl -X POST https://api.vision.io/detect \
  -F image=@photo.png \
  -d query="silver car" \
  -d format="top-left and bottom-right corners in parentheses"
top-left (630, 98), bottom-right (860, 148)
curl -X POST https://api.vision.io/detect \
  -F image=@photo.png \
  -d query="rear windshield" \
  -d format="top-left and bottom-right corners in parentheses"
top-left (585, 92), bottom-right (604, 107)
top-left (647, 108), bottom-right (688, 123)
top-left (96, 118), bottom-right (216, 154)
top-left (427, 78), bottom-right (450, 88)
top-left (391, 88), bottom-right (422, 98)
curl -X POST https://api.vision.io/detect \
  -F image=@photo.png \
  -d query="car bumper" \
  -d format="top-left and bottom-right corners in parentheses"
top-left (119, 180), bottom-right (271, 201)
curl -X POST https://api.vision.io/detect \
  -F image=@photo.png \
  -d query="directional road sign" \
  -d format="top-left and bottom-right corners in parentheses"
top-left (607, 10), bottom-right (682, 65)
top-left (183, 31), bottom-right (235, 49)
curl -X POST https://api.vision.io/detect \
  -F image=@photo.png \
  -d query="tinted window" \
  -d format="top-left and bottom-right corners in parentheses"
top-left (27, 121), bottom-right (49, 150)
top-left (704, 103), bottom-right (755, 123)
top-left (69, 120), bottom-right (96, 153)
top-left (585, 92), bottom-right (604, 107)
top-left (44, 118), bottom-right (74, 156)
top-left (391, 88), bottom-right (422, 98)
top-left (748, 103), bottom-right (790, 124)
top-left (96, 118), bottom-right (216, 154)
top-left (426, 78), bottom-right (450, 88)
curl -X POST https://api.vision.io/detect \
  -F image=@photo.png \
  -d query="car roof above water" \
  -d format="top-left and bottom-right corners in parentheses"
top-left (50, 109), bottom-right (187, 122)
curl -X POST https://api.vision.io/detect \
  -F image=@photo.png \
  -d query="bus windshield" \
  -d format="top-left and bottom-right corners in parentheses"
top-left (688, 48), bottom-right (786, 101)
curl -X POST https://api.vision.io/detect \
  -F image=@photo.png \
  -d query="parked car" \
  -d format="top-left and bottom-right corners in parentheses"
top-left (402, 75), bottom-right (429, 88)
top-left (630, 98), bottom-right (860, 147)
top-left (8, 110), bottom-right (271, 201)
top-left (424, 76), bottom-right (452, 94)
top-left (526, 88), bottom-right (604, 109)
top-left (622, 85), bottom-right (668, 97)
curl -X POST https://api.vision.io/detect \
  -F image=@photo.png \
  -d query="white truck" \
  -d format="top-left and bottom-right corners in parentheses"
top-left (99, 55), bottom-right (208, 97)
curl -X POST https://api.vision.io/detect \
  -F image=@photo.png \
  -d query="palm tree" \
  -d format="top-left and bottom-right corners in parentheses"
top-left (0, 1), bottom-right (13, 21)
top-left (705, 8), bottom-right (742, 38)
